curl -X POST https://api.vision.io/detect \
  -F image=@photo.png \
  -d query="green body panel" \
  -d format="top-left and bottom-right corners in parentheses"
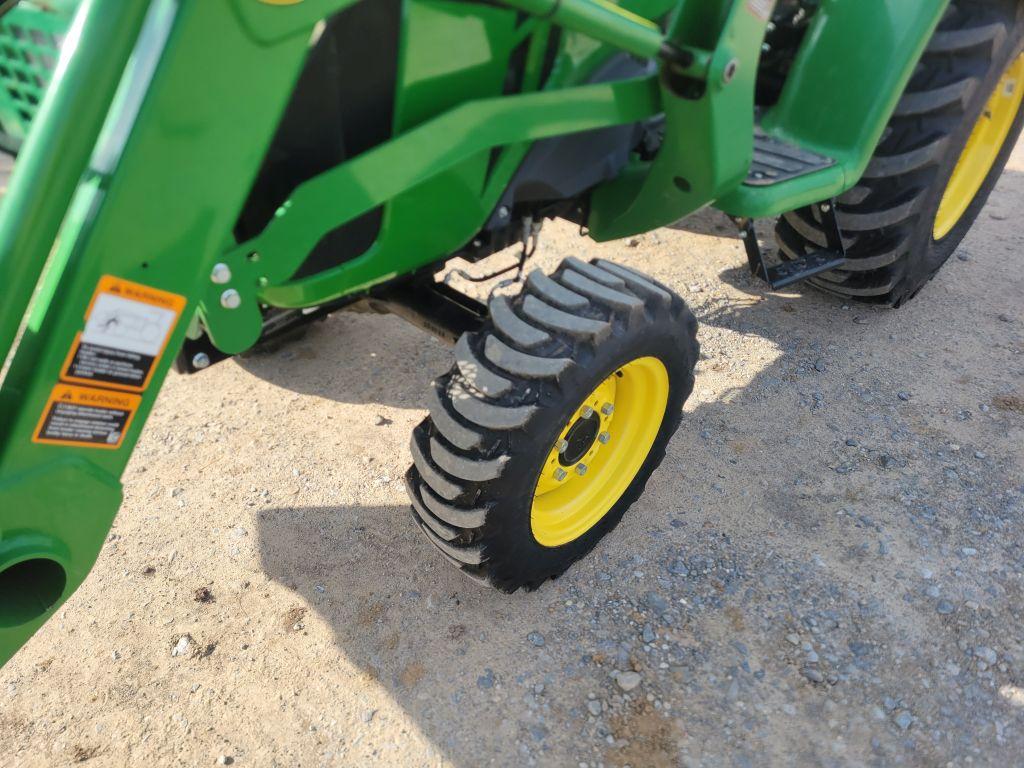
top-left (0, 0), bottom-right (949, 666)
top-left (718, 0), bottom-right (950, 217)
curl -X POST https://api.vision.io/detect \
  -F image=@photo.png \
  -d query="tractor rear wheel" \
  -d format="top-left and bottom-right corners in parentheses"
top-left (776, 0), bottom-right (1024, 307)
top-left (405, 257), bottom-right (698, 591)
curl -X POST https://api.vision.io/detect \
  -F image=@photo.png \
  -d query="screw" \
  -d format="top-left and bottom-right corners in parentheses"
top-left (191, 352), bottom-right (211, 370)
top-left (598, 431), bottom-right (611, 444)
top-left (722, 58), bottom-right (739, 84)
top-left (601, 403), bottom-right (614, 416)
top-left (581, 406), bottom-right (594, 419)
top-left (210, 263), bottom-right (232, 284)
top-left (557, 439), bottom-right (569, 454)
top-left (220, 289), bottom-right (241, 310)
top-left (553, 468), bottom-right (568, 482)
top-left (575, 464), bottom-right (588, 476)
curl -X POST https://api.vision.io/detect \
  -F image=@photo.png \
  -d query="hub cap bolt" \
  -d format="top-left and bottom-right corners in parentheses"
top-left (581, 406), bottom-right (594, 419)
top-left (553, 468), bottom-right (568, 482)
top-left (192, 352), bottom-right (211, 370)
top-left (210, 263), bottom-right (232, 284)
top-left (601, 402), bottom-right (614, 416)
top-left (598, 431), bottom-right (611, 444)
top-left (575, 463), bottom-right (588, 476)
top-left (220, 289), bottom-right (241, 310)
top-left (557, 439), bottom-right (569, 454)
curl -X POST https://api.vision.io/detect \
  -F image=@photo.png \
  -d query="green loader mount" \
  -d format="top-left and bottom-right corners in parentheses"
top-left (1, 0), bottom-right (1022, 667)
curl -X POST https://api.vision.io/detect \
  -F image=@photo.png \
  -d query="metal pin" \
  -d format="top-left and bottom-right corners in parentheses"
top-left (598, 432), bottom-right (611, 444)
top-left (210, 263), bottom-right (232, 284)
top-left (553, 468), bottom-right (568, 481)
top-left (601, 403), bottom-right (614, 416)
top-left (220, 289), bottom-right (241, 309)
top-left (575, 464), bottom-right (588, 476)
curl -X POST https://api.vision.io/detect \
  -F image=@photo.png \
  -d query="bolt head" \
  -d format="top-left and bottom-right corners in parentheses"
top-left (575, 463), bottom-right (588, 476)
top-left (220, 289), bottom-right (241, 310)
top-left (498, 206), bottom-right (510, 219)
top-left (210, 263), bottom-right (232, 284)
top-left (598, 431), bottom-right (611, 444)
top-left (601, 403), bottom-right (614, 416)
top-left (820, 203), bottom-right (832, 212)
top-left (581, 406), bottom-right (594, 419)
top-left (191, 352), bottom-right (211, 370)
top-left (553, 468), bottom-right (568, 482)
top-left (722, 58), bottom-right (739, 84)
top-left (557, 439), bottom-right (570, 454)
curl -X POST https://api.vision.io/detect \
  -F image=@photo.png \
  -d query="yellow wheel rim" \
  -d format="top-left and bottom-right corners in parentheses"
top-left (530, 356), bottom-right (669, 548)
top-left (934, 53), bottom-right (1024, 240)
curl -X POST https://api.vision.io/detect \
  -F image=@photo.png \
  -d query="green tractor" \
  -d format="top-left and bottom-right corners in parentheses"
top-left (0, 0), bottom-right (1021, 666)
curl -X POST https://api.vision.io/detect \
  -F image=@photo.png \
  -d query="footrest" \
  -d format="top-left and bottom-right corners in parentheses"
top-left (746, 129), bottom-right (836, 186)
top-left (765, 250), bottom-right (847, 289)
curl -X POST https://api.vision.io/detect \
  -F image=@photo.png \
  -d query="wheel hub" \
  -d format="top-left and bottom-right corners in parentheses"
top-left (558, 412), bottom-right (601, 466)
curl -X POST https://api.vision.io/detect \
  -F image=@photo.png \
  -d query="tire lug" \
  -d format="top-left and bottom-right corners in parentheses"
top-left (575, 463), bottom-right (588, 476)
top-left (598, 431), bottom-right (611, 444)
top-left (601, 402), bottom-right (614, 416)
top-left (553, 468), bottom-right (568, 481)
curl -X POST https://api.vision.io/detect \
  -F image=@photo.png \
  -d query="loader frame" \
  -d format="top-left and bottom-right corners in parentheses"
top-left (0, 0), bottom-right (948, 664)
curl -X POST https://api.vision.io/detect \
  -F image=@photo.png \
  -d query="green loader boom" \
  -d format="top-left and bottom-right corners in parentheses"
top-left (0, 0), bottom-right (963, 666)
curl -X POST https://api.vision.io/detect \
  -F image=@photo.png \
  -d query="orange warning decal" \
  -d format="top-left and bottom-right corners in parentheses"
top-left (33, 384), bottom-right (142, 450)
top-left (60, 275), bottom-right (186, 393)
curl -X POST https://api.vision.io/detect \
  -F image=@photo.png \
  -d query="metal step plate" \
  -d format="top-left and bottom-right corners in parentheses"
top-left (746, 129), bottom-right (836, 186)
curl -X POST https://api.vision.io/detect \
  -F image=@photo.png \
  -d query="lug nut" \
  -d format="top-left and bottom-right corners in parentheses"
top-left (557, 439), bottom-right (569, 454)
top-left (553, 468), bottom-right (568, 482)
top-left (210, 262), bottom-right (232, 284)
top-left (575, 463), bottom-right (588, 476)
top-left (601, 402), bottom-right (614, 416)
top-left (581, 406), bottom-right (594, 419)
top-left (598, 431), bottom-right (611, 444)
top-left (191, 352), bottom-right (211, 370)
top-left (220, 289), bottom-right (241, 309)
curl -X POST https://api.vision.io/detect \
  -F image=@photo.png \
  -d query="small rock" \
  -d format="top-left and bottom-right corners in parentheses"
top-left (974, 646), bottom-right (997, 665)
top-left (936, 600), bottom-right (955, 615)
top-left (973, 450), bottom-right (986, 460)
top-left (801, 667), bottom-right (824, 683)
top-left (786, 633), bottom-right (801, 646)
top-left (644, 592), bottom-right (669, 615)
top-left (374, 415), bottom-right (392, 426)
top-left (527, 631), bottom-right (545, 648)
top-left (362, 709), bottom-right (376, 723)
top-left (193, 587), bottom-right (214, 603)
top-left (814, 359), bottom-right (826, 373)
top-left (477, 669), bottom-right (495, 689)
top-left (587, 699), bottom-right (602, 717)
top-left (845, 438), bottom-right (859, 447)
top-left (956, 252), bottom-right (970, 262)
top-left (997, 313), bottom-right (1011, 322)
top-left (615, 671), bottom-right (642, 692)
top-left (893, 710), bottom-right (913, 731)
top-left (642, 624), bottom-right (656, 644)
top-left (961, 547), bottom-right (977, 557)
top-left (667, 558), bottom-right (689, 576)
top-left (897, 391), bottom-right (911, 402)
top-left (171, 635), bottom-right (192, 657)
top-left (626, 237), bottom-right (641, 248)
top-left (217, 757), bottom-right (234, 766)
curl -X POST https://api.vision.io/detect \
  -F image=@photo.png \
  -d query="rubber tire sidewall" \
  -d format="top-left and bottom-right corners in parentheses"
top-left (901, 28), bottom-right (1024, 301)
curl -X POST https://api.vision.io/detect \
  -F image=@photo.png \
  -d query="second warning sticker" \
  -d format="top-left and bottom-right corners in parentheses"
top-left (33, 384), bottom-right (141, 449)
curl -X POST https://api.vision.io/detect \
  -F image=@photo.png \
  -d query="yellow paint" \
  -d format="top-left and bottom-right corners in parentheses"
top-left (531, 356), bottom-right (669, 547)
top-left (934, 54), bottom-right (1024, 240)
top-left (590, 0), bottom-right (660, 30)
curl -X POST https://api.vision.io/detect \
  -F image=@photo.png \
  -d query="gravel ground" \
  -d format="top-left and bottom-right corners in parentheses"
top-left (3, 142), bottom-right (1023, 767)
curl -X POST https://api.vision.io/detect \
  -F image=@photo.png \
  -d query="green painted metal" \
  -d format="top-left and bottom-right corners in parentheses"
top-left (0, 0), bottom-right (952, 667)
top-left (587, 0), bottom-right (768, 239)
top-left (717, 0), bottom-right (951, 218)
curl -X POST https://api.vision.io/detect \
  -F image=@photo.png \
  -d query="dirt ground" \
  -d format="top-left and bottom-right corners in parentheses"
top-left (3, 141), bottom-right (1023, 767)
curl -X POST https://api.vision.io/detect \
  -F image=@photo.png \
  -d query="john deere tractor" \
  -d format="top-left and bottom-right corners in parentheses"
top-left (1, 0), bottom-right (1021, 666)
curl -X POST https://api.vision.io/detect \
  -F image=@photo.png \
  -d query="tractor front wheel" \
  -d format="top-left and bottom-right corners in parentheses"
top-left (405, 257), bottom-right (699, 591)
